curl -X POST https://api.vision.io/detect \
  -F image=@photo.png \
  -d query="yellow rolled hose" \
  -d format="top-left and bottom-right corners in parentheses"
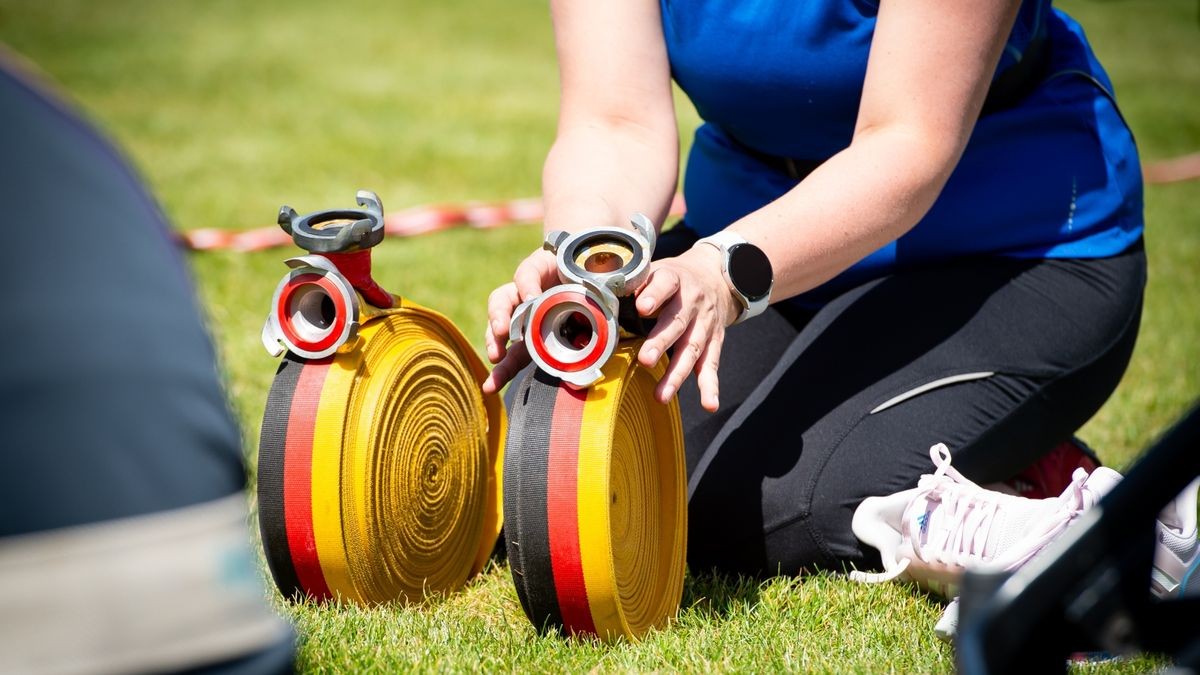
top-left (257, 296), bottom-right (504, 604)
top-left (504, 342), bottom-right (687, 640)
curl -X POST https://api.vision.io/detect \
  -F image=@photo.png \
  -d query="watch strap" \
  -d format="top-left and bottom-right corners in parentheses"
top-left (695, 231), bottom-right (771, 324)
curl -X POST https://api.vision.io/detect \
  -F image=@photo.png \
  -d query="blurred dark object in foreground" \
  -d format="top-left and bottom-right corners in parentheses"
top-left (957, 401), bottom-right (1200, 674)
top-left (0, 48), bottom-right (293, 674)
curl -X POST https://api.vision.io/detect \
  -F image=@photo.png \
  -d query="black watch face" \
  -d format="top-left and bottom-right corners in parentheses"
top-left (727, 243), bottom-right (773, 301)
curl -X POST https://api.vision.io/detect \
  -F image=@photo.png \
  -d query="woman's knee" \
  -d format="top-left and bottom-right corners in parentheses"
top-left (686, 473), bottom-right (867, 577)
top-left (761, 490), bottom-right (871, 575)
top-left (686, 467), bottom-right (773, 575)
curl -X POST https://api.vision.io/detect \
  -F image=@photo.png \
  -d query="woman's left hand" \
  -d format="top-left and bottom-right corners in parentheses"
top-left (635, 244), bottom-right (741, 412)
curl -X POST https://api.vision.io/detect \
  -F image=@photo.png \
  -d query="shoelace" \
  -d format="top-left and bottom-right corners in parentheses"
top-left (910, 444), bottom-right (1001, 569)
top-left (852, 444), bottom-right (1093, 584)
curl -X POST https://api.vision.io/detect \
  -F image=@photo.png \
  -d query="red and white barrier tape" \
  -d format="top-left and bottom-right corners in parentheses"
top-left (1144, 153), bottom-right (1200, 186)
top-left (181, 195), bottom-right (688, 253)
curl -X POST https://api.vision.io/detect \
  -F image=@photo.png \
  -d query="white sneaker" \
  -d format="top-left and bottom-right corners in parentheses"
top-left (908, 471), bottom-right (1199, 643)
top-left (850, 443), bottom-right (1120, 598)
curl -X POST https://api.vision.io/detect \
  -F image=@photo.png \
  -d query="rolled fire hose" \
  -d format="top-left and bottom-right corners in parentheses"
top-left (257, 191), bottom-right (504, 604)
top-left (504, 218), bottom-right (687, 640)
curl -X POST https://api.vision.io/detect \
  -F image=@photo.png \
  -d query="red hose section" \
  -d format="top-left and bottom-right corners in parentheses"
top-left (283, 358), bottom-right (334, 601)
top-left (322, 250), bottom-right (394, 309)
top-left (179, 194), bottom-right (688, 252)
top-left (545, 386), bottom-right (599, 637)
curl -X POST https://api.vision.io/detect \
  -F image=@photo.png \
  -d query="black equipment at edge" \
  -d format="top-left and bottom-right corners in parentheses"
top-left (957, 401), bottom-right (1200, 673)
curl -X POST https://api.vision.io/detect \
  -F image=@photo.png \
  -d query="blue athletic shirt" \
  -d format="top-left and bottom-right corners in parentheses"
top-left (661, 0), bottom-right (1143, 304)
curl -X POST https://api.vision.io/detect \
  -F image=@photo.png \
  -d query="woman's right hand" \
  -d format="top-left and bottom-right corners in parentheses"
top-left (481, 247), bottom-right (560, 394)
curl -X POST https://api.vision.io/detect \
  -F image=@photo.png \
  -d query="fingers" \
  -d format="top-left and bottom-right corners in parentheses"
top-left (654, 316), bottom-right (706, 404)
top-left (634, 255), bottom-right (728, 409)
top-left (486, 248), bottom-right (558, 362)
top-left (636, 265), bottom-right (688, 368)
top-left (635, 266), bottom-right (680, 317)
top-left (483, 248), bottom-right (557, 394)
top-left (486, 282), bottom-right (520, 363)
top-left (643, 288), bottom-right (721, 406)
top-left (482, 340), bottom-right (530, 395)
top-left (638, 290), bottom-right (695, 370)
top-left (483, 320), bottom-right (506, 365)
top-left (514, 249), bottom-right (558, 302)
top-left (654, 321), bottom-right (723, 410)
top-left (694, 330), bottom-right (724, 412)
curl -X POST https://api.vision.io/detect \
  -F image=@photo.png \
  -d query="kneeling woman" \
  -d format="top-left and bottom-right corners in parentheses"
top-left (483, 0), bottom-right (1144, 577)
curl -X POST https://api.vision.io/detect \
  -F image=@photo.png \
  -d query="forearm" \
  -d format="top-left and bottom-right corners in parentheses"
top-left (727, 126), bottom-right (962, 302)
top-left (712, 0), bottom-right (1022, 304)
top-left (541, 120), bottom-right (679, 236)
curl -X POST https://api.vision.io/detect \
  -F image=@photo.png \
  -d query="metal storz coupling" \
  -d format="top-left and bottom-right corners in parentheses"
top-left (509, 213), bottom-right (657, 388)
top-left (261, 190), bottom-right (391, 359)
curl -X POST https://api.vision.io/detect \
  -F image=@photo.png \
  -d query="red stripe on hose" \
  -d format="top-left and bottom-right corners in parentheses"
top-left (282, 358), bottom-right (334, 600)
top-left (545, 385), bottom-right (598, 636)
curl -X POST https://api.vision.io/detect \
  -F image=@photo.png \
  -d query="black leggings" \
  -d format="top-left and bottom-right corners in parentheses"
top-left (654, 225), bottom-right (1146, 577)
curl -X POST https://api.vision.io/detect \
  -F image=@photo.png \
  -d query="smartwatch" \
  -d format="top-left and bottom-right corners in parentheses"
top-left (695, 231), bottom-right (774, 324)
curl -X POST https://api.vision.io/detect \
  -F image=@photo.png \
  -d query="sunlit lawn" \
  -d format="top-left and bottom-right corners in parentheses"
top-left (2, 0), bottom-right (1196, 670)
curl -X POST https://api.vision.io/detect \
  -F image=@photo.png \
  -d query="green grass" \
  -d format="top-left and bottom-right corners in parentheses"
top-left (1, 0), bottom-right (1196, 671)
